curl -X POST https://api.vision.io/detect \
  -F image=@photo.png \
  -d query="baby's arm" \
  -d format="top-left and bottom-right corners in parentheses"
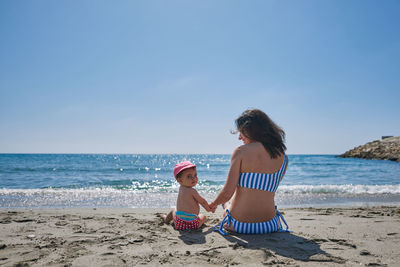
top-left (192, 190), bottom-right (211, 212)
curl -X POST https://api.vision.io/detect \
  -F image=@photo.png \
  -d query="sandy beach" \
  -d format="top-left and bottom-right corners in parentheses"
top-left (0, 206), bottom-right (399, 266)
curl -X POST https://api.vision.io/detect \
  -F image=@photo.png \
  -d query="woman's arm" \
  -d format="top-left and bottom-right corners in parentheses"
top-left (210, 147), bottom-right (242, 210)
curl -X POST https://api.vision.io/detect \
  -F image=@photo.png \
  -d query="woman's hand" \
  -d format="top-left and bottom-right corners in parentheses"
top-left (203, 203), bottom-right (212, 212)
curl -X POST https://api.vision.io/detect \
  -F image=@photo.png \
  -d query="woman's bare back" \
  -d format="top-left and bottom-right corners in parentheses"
top-left (229, 142), bottom-right (286, 223)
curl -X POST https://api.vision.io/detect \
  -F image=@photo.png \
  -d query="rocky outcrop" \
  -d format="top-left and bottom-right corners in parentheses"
top-left (339, 136), bottom-right (400, 162)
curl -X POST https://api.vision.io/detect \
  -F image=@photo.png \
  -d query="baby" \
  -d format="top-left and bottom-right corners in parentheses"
top-left (161, 161), bottom-right (211, 230)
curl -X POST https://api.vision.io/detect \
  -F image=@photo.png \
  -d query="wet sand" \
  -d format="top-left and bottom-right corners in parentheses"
top-left (0, 206), bottom-right (399, 266)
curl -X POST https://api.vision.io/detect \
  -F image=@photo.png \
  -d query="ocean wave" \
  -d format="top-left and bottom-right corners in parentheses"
top-left (1, 185), bottom-right (400, 208)
top-left (51, 179), bottom-right (223, 191)
top-left (1, 184), bottom-right (399, 195)
top-left (277, 184), bottom-right (400, 194)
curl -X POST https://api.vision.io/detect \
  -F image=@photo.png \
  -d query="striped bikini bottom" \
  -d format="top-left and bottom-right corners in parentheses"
top-left (213, 207), bottom-right (289, 235)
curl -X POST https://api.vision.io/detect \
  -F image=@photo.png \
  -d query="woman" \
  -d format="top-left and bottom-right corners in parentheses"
top-left (210, 109), bottom-right (289, 235)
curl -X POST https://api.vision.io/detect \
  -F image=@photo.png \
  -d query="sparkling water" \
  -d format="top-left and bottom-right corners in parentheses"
top-left (1, 154), bottom-right (399, 208)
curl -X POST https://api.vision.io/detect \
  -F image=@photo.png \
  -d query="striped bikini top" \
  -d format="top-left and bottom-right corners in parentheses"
top-left (238, 154), bottom-right (288, 193)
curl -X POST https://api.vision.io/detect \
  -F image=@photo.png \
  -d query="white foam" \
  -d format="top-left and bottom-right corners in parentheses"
top-left (1, 184), bottom-right (400, 196)
top-left (277, 184), bottom-right (400, 194)
top-left (1, 185), bottom-right (400, 208)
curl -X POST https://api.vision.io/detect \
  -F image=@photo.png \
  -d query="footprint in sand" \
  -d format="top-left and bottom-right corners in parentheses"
top-left (55, 221), bottom-right (68, 226)
top-left (328, 238), bottom-right (357, 249)
top-left (308, 253), bottom-right (346, 264)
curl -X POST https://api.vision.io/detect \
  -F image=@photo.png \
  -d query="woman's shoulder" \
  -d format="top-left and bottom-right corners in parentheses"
top-left (236, 142), bottom-right (264, 153)
top-left (232, 142), bottom-right (263, 160)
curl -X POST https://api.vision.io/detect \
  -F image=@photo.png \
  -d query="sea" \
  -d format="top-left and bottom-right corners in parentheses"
top-left (1, 154), bottom-right (400, 209)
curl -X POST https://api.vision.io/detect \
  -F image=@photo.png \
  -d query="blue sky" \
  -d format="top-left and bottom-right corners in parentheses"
top-left (1, 0), bottom-right (399, 154)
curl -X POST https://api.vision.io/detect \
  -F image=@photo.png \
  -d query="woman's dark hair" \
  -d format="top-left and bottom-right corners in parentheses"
top-left (235, 109), bottom-right (286, 158)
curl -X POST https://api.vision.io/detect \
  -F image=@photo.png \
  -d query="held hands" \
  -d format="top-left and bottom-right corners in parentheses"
top-left (203, 201), bottom-right (217, 213)
top-left (209, 201), bottom-right (218, 213)
top-left (208, 201), bottom-right (228, 213)
top-left (202, 199), bottom-right (219, 213)
top-left (203, 202), bottom-right (212, 212)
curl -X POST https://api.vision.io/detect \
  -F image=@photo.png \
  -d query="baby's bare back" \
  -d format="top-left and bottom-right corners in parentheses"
top-left (176, 186), bottom-right (200, 215)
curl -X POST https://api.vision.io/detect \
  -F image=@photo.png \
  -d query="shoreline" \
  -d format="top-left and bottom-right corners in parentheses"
top-left (2, 188), bottom-right (400, 209)
top-left (1, 206), bottom-right (399, 266)
top-left (2, 200), bottom-right (400, 210)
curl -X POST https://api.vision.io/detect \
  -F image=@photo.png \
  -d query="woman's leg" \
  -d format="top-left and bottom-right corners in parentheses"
top-left (220, 203), bottom-right (236, 232)
top-left (222, 202), bottom-right (231, 217)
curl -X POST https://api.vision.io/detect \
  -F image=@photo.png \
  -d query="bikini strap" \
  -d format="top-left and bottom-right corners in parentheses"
top-left (213, 209), bottom-right (232, 236)
top-left (275, 206), bottom-right (290, 232)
